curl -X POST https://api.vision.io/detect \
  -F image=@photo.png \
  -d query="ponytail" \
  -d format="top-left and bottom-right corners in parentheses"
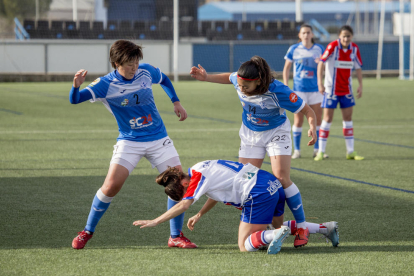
top-left (155, 167), bottom-right (186, 201)
top-left (237, 56), bottom-right (276, 96)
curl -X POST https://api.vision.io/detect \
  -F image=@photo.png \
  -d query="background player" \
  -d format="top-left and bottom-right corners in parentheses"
top-left (133, 160), bottom-right (339, 253)
top-left (70, 40), bottom-right (196, 249)
top-left (315, 25), bottom-right (364, 161)
top-left (283, 24), bottom-right (325, 159)
top-left (190, 56), bottom-right (317, 248)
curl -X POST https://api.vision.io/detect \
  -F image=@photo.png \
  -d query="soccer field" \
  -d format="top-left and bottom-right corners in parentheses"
top-left (0, 78), bottom-right (413, 275)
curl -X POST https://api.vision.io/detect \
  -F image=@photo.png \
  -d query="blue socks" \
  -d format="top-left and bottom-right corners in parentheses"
top-left (292, 126), bottom-right (302, 151)
top-left (284, 184), bottom-right (306, 225)
top-left (85, 189), bottom-right (113, 233)
top-left (168, 197), bottom-right (184, 238)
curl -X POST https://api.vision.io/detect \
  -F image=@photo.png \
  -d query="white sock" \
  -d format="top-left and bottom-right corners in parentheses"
top-left (319, 120), bottom-right (331, 153)
top-left (343, 121), bottom-right (354, 154)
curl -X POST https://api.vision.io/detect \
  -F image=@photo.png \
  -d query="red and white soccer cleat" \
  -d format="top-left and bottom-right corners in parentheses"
top-left (72, 230), bottom-right (93, 249)
top-left (168, 231), bottom-right (197, 249)
top-left (294, 228), bottom-right (310, 248)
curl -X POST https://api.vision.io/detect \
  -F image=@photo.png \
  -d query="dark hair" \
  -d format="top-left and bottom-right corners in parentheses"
top-left (298, 24), bottom-right (315, 44)
top-left (339, 25), bottom-right (354, 35)
top-left (237, 56), bottom-right (276, 96)
top-left (109, 40), bottom-right (143, 69)
top-left (155, 167), bottom-right (187, 201)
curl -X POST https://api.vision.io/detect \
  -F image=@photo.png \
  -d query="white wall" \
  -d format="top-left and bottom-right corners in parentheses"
top-left (0, 40), bottom-right (193, 75)
top-left (0, 43), bottom-right (45, 73)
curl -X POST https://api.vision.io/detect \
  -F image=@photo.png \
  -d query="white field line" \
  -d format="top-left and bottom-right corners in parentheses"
top-left (0, 125), bottom-right (413, 135)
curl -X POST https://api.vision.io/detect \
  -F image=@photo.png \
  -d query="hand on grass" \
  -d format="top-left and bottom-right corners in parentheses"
top-left (133, 220), bottom-right (158, 228)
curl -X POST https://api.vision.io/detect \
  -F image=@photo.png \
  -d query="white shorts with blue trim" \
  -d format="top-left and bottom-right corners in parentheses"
top-left (294, 91), bottom-right (323, 106)
top-left (110, 137), bottom-right (180, 174)
top-left (239, 118), bottom-right (292, 158)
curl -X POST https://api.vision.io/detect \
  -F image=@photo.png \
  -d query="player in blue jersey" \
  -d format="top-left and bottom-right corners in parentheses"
top-left (70, 40), bottom-right (197, 250)
top-left (283, 24), bottom-right (325, 159)
top-left (190, 56), bottom-right (317, 248)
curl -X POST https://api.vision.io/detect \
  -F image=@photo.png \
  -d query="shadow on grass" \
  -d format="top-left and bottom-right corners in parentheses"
top-left (1, 174), bottom-right (413, 250)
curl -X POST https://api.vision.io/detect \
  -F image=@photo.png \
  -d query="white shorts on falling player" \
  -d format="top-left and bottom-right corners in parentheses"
top-left (294, 91), bottom-right (323, 106)
top-left (110, 136), bottom-right (180, 174)
top-left (239, 118), bottom-right (292, 159)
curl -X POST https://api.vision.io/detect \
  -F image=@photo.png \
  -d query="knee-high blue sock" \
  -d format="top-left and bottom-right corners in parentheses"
top-left (85, 189), bottom-right (113, 233)
top-left (168, 197), bottom-right (184, 238)
top-left (284, 183), bottom-right (306, 228)
top-left (292, 126), bottom-right (302, 151)
top-left (314, 126), bottom-right (320, 150)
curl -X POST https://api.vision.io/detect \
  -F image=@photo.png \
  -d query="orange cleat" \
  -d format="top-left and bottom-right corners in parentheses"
top-left (294, 228), bottom-right (309, 248)
top-left (168, 231), bottom-right (197, 249)
top-left (72, 230), bottom-right (93, 250)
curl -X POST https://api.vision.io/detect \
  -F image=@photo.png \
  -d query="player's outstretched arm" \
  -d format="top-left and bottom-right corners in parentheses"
top-left (187, 198), bottom-right (218, 231)
top-left (299, 104), bottom-right (317, 146)
top-left (133, 199), bottom-right (194, 228)
top-left (317, 62), bottom-right (325, 95)
top-left (190, 64), bottom-right (232, 84)
top-left (282, 60), bottom-right (292, 86)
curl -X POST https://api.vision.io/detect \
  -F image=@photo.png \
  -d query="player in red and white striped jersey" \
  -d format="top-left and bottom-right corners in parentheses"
top-left (315, 25), bottom-right (364, 161)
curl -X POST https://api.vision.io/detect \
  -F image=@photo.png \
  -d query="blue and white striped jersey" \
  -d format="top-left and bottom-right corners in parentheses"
top-left (284, 42), bottom-right (324, 93)
top-left (85, 63), bottom-right (174, 142)
top-left (230, 73), bottom-right (305, 132)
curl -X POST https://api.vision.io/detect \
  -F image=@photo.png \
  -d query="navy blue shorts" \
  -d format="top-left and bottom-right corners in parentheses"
top-left (321, 93), bottom-right (355, 109)
top-left (241, 170), bottom-right (285, 224)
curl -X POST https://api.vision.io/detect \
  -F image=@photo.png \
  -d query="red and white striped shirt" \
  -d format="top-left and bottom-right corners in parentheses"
top-left (320, 40), bottom-right (363, 96)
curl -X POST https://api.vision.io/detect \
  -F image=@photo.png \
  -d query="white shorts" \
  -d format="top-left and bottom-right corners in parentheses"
top-left (295, 91), bottom-right (323, 106)
top-left (110, 136), bottom-right (180, 174)
top-left (239, 119), bottom-right (292, 159)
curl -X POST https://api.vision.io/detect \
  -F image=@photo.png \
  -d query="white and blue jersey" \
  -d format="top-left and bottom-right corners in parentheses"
top-left (229, 73), bottom-right (305, 132)
top-left (284, 42), bottom-right (324, 92)
top-left (85, 63), bottom-right (177, 142)
top-left (184, 160), bottom-right (285, 224)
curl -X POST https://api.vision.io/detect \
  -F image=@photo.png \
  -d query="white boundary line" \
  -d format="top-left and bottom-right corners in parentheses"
top-left (0, 125), bottom-right (413, 135)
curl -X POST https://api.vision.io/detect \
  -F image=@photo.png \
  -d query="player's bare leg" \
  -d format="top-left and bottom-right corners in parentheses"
top-left (310, 102), bottom-right (323, 157)
top-left (238, 157), bottom-right (264, 169)
top-left (72, 164), bottom-right (129, 249)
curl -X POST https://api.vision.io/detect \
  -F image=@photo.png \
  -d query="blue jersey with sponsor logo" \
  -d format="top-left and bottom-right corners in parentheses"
top-left (229, 73), bottom-right (305, 132)
top-left (284, 42), bottom-right (324, 92)
top-left (85, 63), bottom-right (170, 142)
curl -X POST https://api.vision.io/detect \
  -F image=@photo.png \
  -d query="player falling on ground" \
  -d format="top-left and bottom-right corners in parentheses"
top-left (315, 25), bottom-right (364, 161)
top-left (190, 56), bottom-right (317, 248)
top-left (70, 40), bottom-right (196, 249)
top-left (133, 160), bottom-right (339, 253)
top-left (283, 24), bottom-right (326, 159)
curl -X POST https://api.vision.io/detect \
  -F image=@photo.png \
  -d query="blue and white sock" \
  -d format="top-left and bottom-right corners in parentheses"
top-left (292, 126), bottom-right (302, 152)
top-left (168, 197), bottom-right (184, 238)
top-left (85, 188), bottom-right (113, 233)
top-left (284, 183), bottom-right (306, 229)
top-left (314, 126), bottom-right (320, 150)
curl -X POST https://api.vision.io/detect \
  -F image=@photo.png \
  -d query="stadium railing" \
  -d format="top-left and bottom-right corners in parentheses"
top-left (19, 19), bottom-right (304, 41)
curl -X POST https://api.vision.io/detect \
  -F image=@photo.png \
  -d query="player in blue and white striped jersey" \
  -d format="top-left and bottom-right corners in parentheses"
top-left (190, 56), bottom-right (317, 248)
top-left (283, 24), bottom-right (325, 159)
top-left (70, 40), bottom-right (196, 250)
